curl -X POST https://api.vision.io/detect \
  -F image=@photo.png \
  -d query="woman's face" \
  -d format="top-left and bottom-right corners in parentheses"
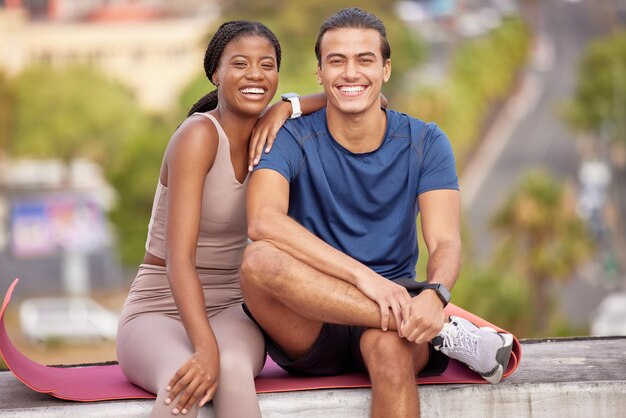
top-left (214, 35), bottom-right (279, 117)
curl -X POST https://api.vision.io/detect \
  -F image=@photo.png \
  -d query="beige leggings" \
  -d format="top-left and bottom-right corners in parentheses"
top-left (116, 264), bottom-right (266, 418)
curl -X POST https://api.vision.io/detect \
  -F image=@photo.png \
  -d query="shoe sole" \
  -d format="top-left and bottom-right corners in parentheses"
top-left (482, 333), bottom-right (514, 384)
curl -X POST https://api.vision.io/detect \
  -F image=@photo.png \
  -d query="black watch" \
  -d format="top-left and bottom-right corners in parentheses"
top-left (421, 283), bottom-right (451, 307)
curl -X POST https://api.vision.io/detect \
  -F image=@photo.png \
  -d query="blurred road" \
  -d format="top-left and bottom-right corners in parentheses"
top-left (461, 0), bottom-right (621, 326)
top-left (463, 0), bottom-right (606, 259)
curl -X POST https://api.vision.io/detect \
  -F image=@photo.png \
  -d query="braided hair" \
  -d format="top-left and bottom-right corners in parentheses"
top-left (187, 21), bottom-right (282, 117)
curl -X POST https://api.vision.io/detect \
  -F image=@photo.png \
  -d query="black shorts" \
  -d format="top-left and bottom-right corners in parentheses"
top-left (242, 279), bottom-right (448, 377)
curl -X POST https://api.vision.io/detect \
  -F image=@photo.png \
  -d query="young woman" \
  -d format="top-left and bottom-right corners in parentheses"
top-left (116, 21), bottom-right (325, 418)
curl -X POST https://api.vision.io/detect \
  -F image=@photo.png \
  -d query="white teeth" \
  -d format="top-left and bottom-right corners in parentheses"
top-left (340, 86), bottom-right (364, 93)
top-left (241, 87), bottom-right (265, 94)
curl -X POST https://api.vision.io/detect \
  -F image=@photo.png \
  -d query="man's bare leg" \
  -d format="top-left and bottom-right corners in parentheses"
top-left (240, 241), bottom-right (403, 357)
top-left (360, 329), bottom-right (430, 418)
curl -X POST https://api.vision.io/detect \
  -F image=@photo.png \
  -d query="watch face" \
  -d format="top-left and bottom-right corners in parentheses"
top-left (438, 285), bottom-right (451, 303)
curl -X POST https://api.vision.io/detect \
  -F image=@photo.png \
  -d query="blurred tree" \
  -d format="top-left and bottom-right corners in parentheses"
top-left (10, 66), bottom-right (148, 166)
top-left (7, 65), bottom-right (171, 267)
top-left (453, 267), bottom-right (532, 337)
top-left (491, 170), bottom-right (594, 334)
top-left (0, 71), bottom-right (14, 154)
top-left (566, 31), bottom-right (626, 146)
top-left (108, 118), bottom-right (169, 265)
top-left (179, 74), bottom-right (213, 120)
top-left (400, 18), bottom-right (531, 166)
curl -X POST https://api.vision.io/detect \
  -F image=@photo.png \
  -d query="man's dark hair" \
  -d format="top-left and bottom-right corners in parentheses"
top-left (314, 8), bottom-right (391, 65)
top-left (188, 20), bottom-right (281, 116)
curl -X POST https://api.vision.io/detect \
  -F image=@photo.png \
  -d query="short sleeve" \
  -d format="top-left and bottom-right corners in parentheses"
top-left (253, 125), bottom-right (304, 182)
top-left (416, 124), bottom-right (459, 195)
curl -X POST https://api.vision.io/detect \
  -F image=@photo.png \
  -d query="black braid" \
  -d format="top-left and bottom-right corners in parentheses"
top-left (187, 21), bottom-right (282, 117)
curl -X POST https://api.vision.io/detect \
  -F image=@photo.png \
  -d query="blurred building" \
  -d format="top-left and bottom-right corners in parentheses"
top-left (0, 157), bottom-right (122, 297)
top-left (0, 0), bottom-right (218, 112)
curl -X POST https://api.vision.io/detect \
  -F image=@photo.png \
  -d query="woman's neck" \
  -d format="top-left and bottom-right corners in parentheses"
top-left (210, 108), bottom-right (257, 149)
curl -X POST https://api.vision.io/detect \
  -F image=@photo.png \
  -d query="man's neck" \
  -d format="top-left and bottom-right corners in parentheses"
top-left (326, 105), bottom-right (387, 154)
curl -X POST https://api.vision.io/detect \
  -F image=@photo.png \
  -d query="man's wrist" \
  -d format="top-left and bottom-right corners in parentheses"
top-left (421, 288), bottom-right (445, 308)
top-left (420, 283), bottom-right (451, 307)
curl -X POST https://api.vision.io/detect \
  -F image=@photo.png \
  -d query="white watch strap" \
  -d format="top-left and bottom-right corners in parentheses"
top-left (288, 97), bottom-right (302, 119)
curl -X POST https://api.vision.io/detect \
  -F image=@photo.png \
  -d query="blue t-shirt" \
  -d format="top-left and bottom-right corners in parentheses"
top-left (255, 109), bottom-right (458, 280)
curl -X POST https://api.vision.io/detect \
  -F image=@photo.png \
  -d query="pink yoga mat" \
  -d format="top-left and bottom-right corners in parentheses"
top-left (1, 278), bottom-right (521, 401)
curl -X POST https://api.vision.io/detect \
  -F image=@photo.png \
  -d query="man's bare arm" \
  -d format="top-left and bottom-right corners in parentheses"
top-left (401, 189), bottom-right (462, 344)
top-left (420, 189), bottom-right (462, 290)
top-left (246, 169), bottom-right (411, 331)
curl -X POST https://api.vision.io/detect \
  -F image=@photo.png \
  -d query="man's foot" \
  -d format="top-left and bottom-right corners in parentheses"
top-left (432, 315), bottom-right (513, 384)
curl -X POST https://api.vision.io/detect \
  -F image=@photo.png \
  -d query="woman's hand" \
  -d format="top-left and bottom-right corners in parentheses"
top-left (248, 101), bottom-right (291, 171)
top-left (165, 347), bottom-right (220, 415)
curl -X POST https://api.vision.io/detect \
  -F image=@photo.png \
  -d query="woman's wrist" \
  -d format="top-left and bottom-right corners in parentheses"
top-left (277, 99), bottom-right (293, 119)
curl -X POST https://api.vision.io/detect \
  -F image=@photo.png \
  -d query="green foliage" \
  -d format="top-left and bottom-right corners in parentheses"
top-left (398, 18), bottom-right (531, 166)
top-left (179, 75), bottom-right (214, 120)
top-left (107, 117), bottom-right (170, 265)
top-left (0, 357), bottom-right (6, 371)
top-left (565, 30), bottom-right (626, 144)
top-left (0, 71), bottom-right (14, 154)
top-left (453, 267), bottom-right (532, 337)
top-left (492, 170), bottom-right (594, 281)
top-left (6, 65), bottom-right (171, 267)
top-left (11, 66), bottom-right (148, 165)
top-left (491, 169), bottom-right (595, 333)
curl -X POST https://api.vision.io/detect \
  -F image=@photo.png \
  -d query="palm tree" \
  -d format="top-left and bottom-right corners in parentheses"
top-left (491, 169), bottom-right (595, 334)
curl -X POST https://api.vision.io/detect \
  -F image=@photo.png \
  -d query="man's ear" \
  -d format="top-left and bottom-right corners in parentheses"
top-left (316, 65), bottom-right (322, 85)
top-left (383, 59), bottom-right (391, 83)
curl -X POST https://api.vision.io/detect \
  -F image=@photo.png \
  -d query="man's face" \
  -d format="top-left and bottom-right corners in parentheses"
top-left (317, 28), bottom-right (391, 116)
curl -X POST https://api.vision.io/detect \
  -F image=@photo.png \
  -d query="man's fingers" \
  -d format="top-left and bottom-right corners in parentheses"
top-left (379, 303), bottom-right (389, 331)
top-left (405, 327), bottom-right (421, 343)
top-left (400, 303), bottom-right (411, 337)
top-left (390, 301), bottom-right (403, 337)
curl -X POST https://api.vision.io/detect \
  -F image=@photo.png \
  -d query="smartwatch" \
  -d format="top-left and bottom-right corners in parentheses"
top-left (281, 92), bottom-right (302, 119)
top-left (421, 283), bottom-right (451, 308)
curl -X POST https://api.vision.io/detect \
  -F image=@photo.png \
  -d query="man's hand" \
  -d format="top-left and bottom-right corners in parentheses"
top-left (400, 289), bottom-right (446, 344)
top-left (165, 347), bottom-right (220, 415)
top-left (356, 274), bottom-right (412, 333)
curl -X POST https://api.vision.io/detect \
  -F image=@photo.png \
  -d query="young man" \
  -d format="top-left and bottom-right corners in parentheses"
top-left (240, 8), bottom-right (513, 418)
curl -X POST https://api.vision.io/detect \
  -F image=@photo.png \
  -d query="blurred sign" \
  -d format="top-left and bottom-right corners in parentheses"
top-left (10, 195), bottom-right (109, 258)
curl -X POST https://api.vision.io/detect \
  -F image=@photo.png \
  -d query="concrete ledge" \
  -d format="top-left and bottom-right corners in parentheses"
top-left (1, 337), bottom-right (625, 417)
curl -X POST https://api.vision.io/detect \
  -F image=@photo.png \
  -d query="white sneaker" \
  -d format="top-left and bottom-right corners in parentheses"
top-left (432, 315), bottom-right (514, 384)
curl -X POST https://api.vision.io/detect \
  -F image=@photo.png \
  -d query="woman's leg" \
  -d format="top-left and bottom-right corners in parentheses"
top-left (117, 314), bottom-right (201, 418)
top-left (209, 304), bottom-right (266, 418)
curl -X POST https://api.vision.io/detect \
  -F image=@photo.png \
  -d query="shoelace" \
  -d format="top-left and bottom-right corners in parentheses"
top-left (441, 320), bottom-right (480, 356)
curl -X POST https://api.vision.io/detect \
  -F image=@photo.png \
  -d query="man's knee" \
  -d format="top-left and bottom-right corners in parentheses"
top-left (361, 330), bottom-right (415, 383)
top-left (240, 241), bottom-right (285, 293)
